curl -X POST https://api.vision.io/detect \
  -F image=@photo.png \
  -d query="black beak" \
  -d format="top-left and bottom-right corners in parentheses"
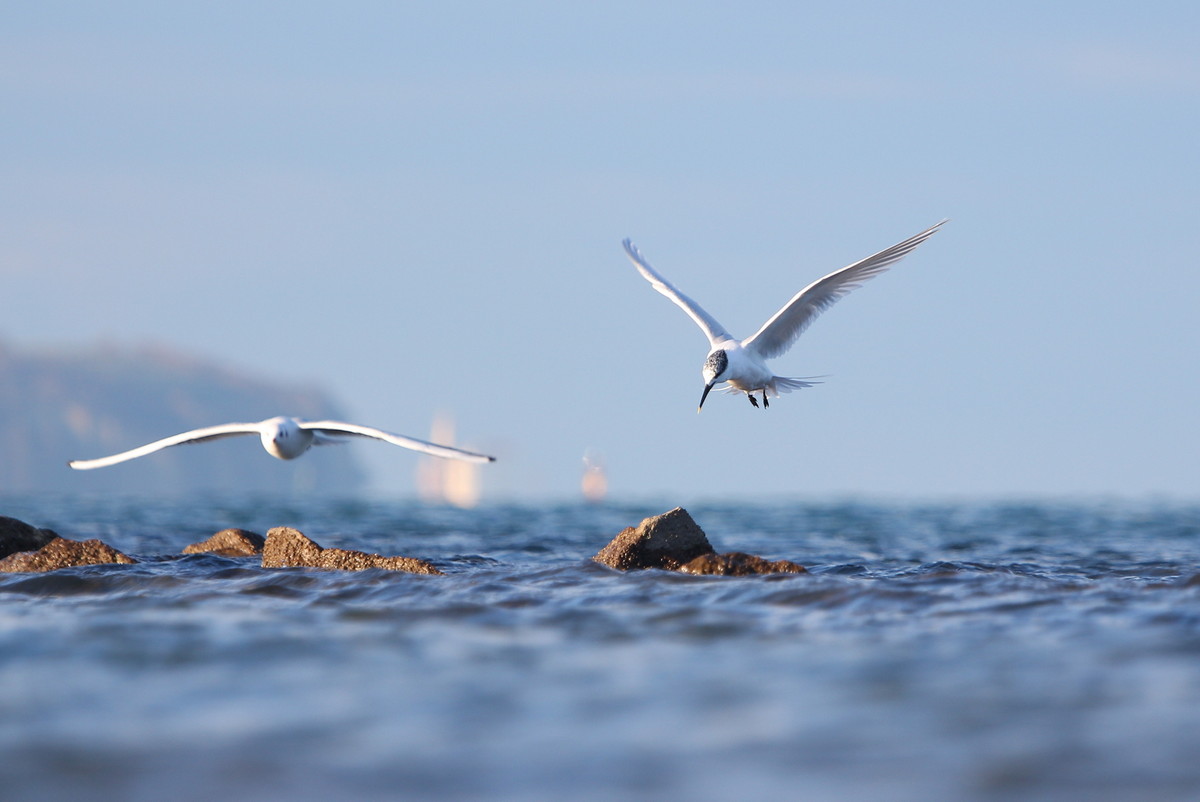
top-left (698, 382), bottom-right (715, 413)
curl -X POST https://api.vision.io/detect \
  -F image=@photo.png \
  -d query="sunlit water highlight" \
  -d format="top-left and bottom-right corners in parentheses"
top-left (2, 496), bottom-right (1199, 801)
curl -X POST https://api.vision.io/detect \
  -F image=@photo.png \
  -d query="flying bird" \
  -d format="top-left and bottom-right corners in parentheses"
top-left (68, 416), bottom-right (496, 470)
top-left (622, 220), bottom-right (946, 411)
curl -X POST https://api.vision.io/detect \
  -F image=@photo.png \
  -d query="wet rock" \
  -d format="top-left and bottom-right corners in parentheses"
top-left (595, 508), bottom-right (808, 575)
top-left (183, 528), bottom-right (265, 557)
top-left (311, 548), bottom-right (443, 574)
top-left (0, 515), bottom-right (60, 559)
top-left (593, 507), bottom-right (715, 571)
top-left (679, 552), bottom-right (807, 576)
top-left (0, 537), bottom-right (136, 573)
top-left (261, 526), bottom-right (442, 575)
top-left (261, 527), bottom-right (322, 567)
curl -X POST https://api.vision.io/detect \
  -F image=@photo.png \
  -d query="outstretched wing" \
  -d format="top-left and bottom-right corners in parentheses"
top-left (68, 423), bottom-right (262, 470)
top-left (301, 421), bottom-right (495, 463)
top-left (622, 239), bottom-right (734, 347)
top-left (743, 220), bottom-right (947, 360)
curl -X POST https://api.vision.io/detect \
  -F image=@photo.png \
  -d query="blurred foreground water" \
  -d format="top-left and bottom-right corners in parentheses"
top-left (2, 495), bottom-right (1199, 801)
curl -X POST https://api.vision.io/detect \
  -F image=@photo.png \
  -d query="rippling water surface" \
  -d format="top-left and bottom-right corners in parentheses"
top-left (2, 495), bottom-right (1199, 801)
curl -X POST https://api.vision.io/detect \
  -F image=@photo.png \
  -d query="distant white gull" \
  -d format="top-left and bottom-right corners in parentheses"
top-left (68, 416), bottom-right (496, 470)
top-left (622, 220), bottom-right (946, 411)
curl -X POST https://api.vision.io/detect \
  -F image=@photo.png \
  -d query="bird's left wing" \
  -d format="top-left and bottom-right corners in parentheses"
top-left (623, 239), bottom-right (734, 346)
top-left (68, 423), bottom-right (262, 470)
top-left (743, 220), bottom-right (946, 360)
top-left (302, 421), bottom-right (496, 463)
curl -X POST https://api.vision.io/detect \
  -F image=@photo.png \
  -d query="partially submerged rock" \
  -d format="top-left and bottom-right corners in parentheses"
top-left (0, 536), bottom-right (136, 573)
top-left (262, 526), bottom-right (322, 567)
top-left (679, 551), bottom-right (806, 576)
top-left (594, 508), bottom-right (807, 575)
top-left (0, 515), bottom-right (60, 560)
top-left (593, 507), bottom-right (715, 570)
top-left (183, 528), bottom-right (265, 557)
top-left (262, 526), bottom-right (442, 575)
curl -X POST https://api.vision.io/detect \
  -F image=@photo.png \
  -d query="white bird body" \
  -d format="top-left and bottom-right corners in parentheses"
top-left (259, 416), bottom-right (315, 460)
top-left (622, 220), bottom-right (946, 410)
top-left (68, 415), bottom-right (495, 470)
top-left (702, 341), bottom-right (799, 398)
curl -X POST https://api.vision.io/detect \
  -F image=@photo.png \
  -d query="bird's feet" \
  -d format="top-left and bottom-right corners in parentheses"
top-left (748, 394), bottom-right (759, 408)
top-left (762, 391), bottom-right (769, 408)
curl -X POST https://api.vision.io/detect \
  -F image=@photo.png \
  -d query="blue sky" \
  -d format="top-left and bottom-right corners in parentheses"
top-left (3, 2), bottom-right (1199, 501)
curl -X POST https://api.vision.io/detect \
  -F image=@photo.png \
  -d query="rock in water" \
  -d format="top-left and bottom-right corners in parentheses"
top-left (261, 527), bottom-right (322, 567)
top-left (261, 527), bottom-right (442, 575)
top-left (0, 537), bottom-right (136, 573)
top-left (595, 508), bottom-right (808, 575)
top-left (183, 528), bottom-right (266, 557)
top-left (593, 507), bottom-right (715, 570)
top-left (312, 548), bottom-right (443, 573)
top-left (0, 516), bottom-right (60, 559)
top-left (679, 552), bottom-right (807, 576)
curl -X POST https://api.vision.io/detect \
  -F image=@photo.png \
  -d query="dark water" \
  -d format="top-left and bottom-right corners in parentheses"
top-left (2, 495), bottom-right (1199, 801)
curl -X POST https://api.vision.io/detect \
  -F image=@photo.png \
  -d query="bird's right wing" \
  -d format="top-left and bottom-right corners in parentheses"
top-left (623, 239), bottom-right (734, 346)
top-left (68, 423), bottom-right (262, 470)
top-left (302, 421), bottom-right (496, 463)
top-left (743, 220), bottom-right (946, 360)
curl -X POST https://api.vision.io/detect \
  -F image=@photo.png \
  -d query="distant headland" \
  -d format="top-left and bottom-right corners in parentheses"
top-left (0, 339), bottom-right (365, 494)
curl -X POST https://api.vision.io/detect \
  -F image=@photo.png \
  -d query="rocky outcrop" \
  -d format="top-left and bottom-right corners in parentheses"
top-left (594, 508), bottom-right (806, 575)
top-left (0, 536), bottom-right (136, 573)
top-left (183, 528), bottom-right (265, 557)
top-left (0, 515), bottom-right (60, 559)
top-left (593, 507), bottom-right (715, 570)
top-left (679, 552), bottom-right (806, 576)
top-left (261, 527), bottom-right (442, 575)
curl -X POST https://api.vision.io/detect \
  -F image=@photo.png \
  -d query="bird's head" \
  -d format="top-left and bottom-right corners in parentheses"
top-left (698, 350), bottom-right (728, 412)
top-left (262, 416), bottom-right (308, 460)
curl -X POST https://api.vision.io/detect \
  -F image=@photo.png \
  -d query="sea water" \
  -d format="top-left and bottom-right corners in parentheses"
top-left (1, 495), bottom-right (1199, 801)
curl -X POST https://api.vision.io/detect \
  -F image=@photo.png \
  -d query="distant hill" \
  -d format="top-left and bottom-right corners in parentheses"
top-left (0, 340), bottom-right (367, 494)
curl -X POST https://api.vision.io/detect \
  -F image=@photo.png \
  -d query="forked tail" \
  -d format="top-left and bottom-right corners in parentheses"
top-left (770, 376), bottom-right (822, 396)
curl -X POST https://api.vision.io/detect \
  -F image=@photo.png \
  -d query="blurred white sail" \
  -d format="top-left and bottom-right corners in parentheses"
top-left (417, 412), bottom-right (481, 508)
